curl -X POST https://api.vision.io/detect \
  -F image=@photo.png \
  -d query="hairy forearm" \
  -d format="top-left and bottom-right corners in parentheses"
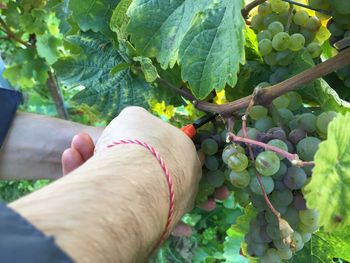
top-left (9, 144), bottom-right (191, 263)
top-left (0, 112), bottom-right (103, 180)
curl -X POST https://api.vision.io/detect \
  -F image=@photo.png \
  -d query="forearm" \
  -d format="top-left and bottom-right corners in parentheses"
top-left (0, 112), bottom-right (103, 180)
top-left (9, 144), bottom-right (195, 262)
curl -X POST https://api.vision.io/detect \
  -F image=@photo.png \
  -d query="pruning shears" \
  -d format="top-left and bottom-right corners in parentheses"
top-left (181, 113), bottom-right (218, 139)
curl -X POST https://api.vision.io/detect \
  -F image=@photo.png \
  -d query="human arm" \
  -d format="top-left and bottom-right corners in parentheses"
top-left (0, 112), bottom-right (103, 180)
top-left (9, 107), bottom-right (202, 262)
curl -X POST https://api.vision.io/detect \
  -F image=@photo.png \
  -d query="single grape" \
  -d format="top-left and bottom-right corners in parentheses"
top-left (234, 189), bottom-right (250, 207)
top-left (273, 238), bottom-right (289, 251)
top-left (206, 170), bottom-right (225, 187)
top-left (273, 93), bottom-right (290, 108)
top-left (285, 140), bottom-right (295, 153)
top-left (201, 138), bottom-right (218, 155)
top-left (270, 0), bottom-right (289, 13)
top-left (258, 30), bottom-right (273, 42)
top-left (270, 66), bottom-right (289, 83)
top-left (272, 32), bottom-right (291, 51)
top-left (316, 111), bottom-right (337, 134)
top-left (268, 139), bottom-right (288, 160)
top-left (264, 52), bottom-right (278, 66)
top-left (260, 225), bottom-right (273, 243)
top-left (298, 113), bottom-right (317, 132)
top-left (256, 151), bottom-right (281, 176)
top-left (214, 185), bottom-right (229, 200)
top-left (222, 143), bottom-right (245, 164)
top-left (260, 248), bottom-right (281, 263)
top-left (309, 0), bottom-right (331, 11)
top-left (292, 192), bottom-right (307, 210)
top-left (247, 242), bottom-right (268, 257)
top-left (289, 33), bottom-right (306, 51)
top-left (296, 137), bottom-right (321, 161)
top-left (249, 105), bottom-right (268, 120)
top-left (227, 153), bottom-right (249, 172)
top-left (329, 22), bottom-right (345, 36)
top-left (301, 232), bottom-right (312, 243)
top-left (288, 115), bottom-right (300, 130)
top-left (272, 161), bottom-right (287, 180)
top-left (264, 13), bottom-right (281, 27)
top-left (300, 28), bottom-right (316, 44)
top-left (266, 223), bottom-right (281, 239)
top-left (276, 247), bottom-right (293, 260)
top-left (299, 209), bottom-right (319, 226)
top-left (298, 220), bottom-right (318, 233)
top-left (205, 156), bottom-right (219, 171)
top-left (230, 169), bottom-right (251, 188)
top-left (250, 175), bottom-right (274, 195)
top-left (251, 193), bottom-right (267, 211)
top-left (258, 1), bottom-right (273, 17)
top-left (333, 0), bottom-right (350, 15)
top-left (274, 179), bottom-right (287, 191)
top-left (293, 10), bottom-right (309, 26)
top-left (306, 16), bottom-right (321, 32)
top-left (307, 42), bottom-right (322, 58)
top-left (267, 127), bottom-right (287, 141)
top-left (277, 108), bottom-right (294, 126)
top-left (271, 189), bottom-right (293, 206)
top-left (276, 50), bottom-right (295, 66)
top-left (251, 14), bottom-right (264, 31)
top-left (283, 206), bottom-right (300, 226)
top-left (259, 39), bottom-right (273, 56)
top-left (237, 127), bottom-right (259, 140)
top-left (303, 165), bottom-right (313, 176)
top-left (284, 167), bottom-right (307, 190)
top-left (255, 116), bottom-right (274, 132)
top-left (291, 231), bottom-right (304, 252)
top-left (268, 21), bottom-right (285, 36)
top-left (288, 128), bottom-right (306, 145)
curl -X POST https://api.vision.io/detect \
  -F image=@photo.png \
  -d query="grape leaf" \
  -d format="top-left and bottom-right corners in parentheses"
top-left (133, 56), bottom-right (158, 83)
top-left (69, 0), bottom-right (119, 33)
top-left (230, 204), bottom-right (257, 235)
top-left (36, 32), bottom-right (62, 64)
top-left (224, 229), bottom-right (249, 263)
top-left (287, 230), bottom-right (350, 263)
top-left (289, 51), bottom-right (350, 113)
top-left (127, 0), bottom-right (245, 99)
top-left (304, 113), bottom-right (350, 232)
top-left (109, 0), bottom-right (132, 40)
top-left (53, 32), bottom-right (155, 117)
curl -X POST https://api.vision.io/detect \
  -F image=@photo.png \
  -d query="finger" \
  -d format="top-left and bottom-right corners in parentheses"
top-left (61, 148), bottom-right (84, 175)
top-left (197, 149), bottom-right (205, 166)
top-left (171, 222), bottom-right (192, 237)
top-left (71, 132), bottom-right (95, 161)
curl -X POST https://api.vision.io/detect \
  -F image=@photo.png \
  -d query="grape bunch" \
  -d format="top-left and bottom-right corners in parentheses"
top-left (251, 0), bottom-right (330, 84)
top-left (195, 90), bottom-right (337, 262)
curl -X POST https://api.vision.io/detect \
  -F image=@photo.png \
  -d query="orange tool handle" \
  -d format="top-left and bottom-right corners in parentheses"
top-left (181, 124), bottom-right (197, 139)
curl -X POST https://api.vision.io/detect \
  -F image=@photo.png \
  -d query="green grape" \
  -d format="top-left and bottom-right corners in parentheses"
top-left (300, 232), bottom-right (312, 243)
top-left (258, 1), bottom-right (273, 16)
top-left (205, 156), bottom-right (219, 171)
top-left (251, 193), bottom-right (267, 211)
top-left (272, 161), bottom-right (287, 180)
top-left (222, 144), bottom-right (245, 164)
top-left (230, 169), bottom-right (250, 188)
top-left (270, 67), bottom-right (289, 84)
top-left (273, 238), bottom-right (289, 251)
top-left (201, 138), bottom-right (218, 155)
top-left (298, 113), bottom-right (316, 132)
top-left (272, 32), bottom-right (291, 51)
top-left (289, 115), bottom-right (300, 130)
top-left (270, 0), bottom-right (289, 13)
top-left (266, 223), bottom-right (281, 239)
top-left (289, 128), bottom-right (306, 145)
top-left (271, 189), bottom-right (293, 206)
top-left (276, 50), bottom-right (295, 66)
top-left (278, 108), bottom-right (294, 126)
top-left (260, 248), bottom-right (281, 263)
top-left (316, 111), bottom-right (337, 134)
top-left (255, 116), bottom-right (274, 132)
top-left (206, 170), bottom-right (225, 187)
top-left (268, 21), bottom-right (285, 36)
top-left (332, 10), bottom-right (350, 26)
top-left (309, 0), bottom-right (331, 11)
top-left (291, 231), bottom-right (304, 252)
top-left (284, 167), bottom-right (307, 190)
top-left (247, 242), bottom-right (268, 257)
top-left (276, 247), bottom-right (293, 260)
top-left (286, 91), bottom-right (303, 111)
top-left (299, 209), bottom-right (319, 225)
top-left (256, 151), bottom-right (281, 176)
top-left (298, 220), bottom-right (318, 233)
top-left (273, 93), bottom-right (290, 108)
top-left (296, 137), bottom-right (321, 161)
top-left (249, 105), bottom-right (268, 120)
top-left (283, 206), bottom-right (300, 226)
top-left (227, 153), bottom-right (249, 172)
top-left (289, 33), bottom-right (306, 51)
top-left (307, 42), bottom-right (322, 58)
top-left (234, 189), bottom-right (250, 207)
top-left (264, 52), bottom-right (278, 66)
top-left (251, 14), bottom-right (264, 31)
top-left (250, 175), bottom-right (274, 195)
top-left (259, 39), bottom-right (273, 55)
top-left (293, 10), bottom-right (309, 26)
top-left (267, 139), bottom-right (288, 160)
top-left (237, 127), bottom-right (259, 140)
top-left (333, 0), bottom-right (350, 15)
top-left (329, 22), bottom-right (345, 37)
top-left (258, 30), bottom-right (273, 42)
top-left (264, 13), bottom-right (281, 27)
top-left (306, 16), bottom-right (321, 32)
top-left (300, 28), bottom-right (316, 44)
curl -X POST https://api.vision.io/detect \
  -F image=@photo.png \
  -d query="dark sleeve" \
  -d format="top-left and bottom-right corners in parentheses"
top-left (0, 202), bottom-right (74, 263)
top-left (0, 88), bottom-right (22, 148)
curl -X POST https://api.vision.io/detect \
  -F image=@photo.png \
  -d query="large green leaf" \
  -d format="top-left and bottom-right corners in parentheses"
top-left (54, 32), bottom-right (155, 117)
top-left (109, 0), bottom-right (132, 40)
top-left (127, 0), bottom-right (246, 99)
top-left (224, 229), bottom-right (249, 263)
top-left (290, 51), bottom-right (350, 113)
top-left (304, 113), bottom-right (350, 232)
top-left (287, 230), bottom-right (350, 263)
top-left (230, 204), bottom-right (257, 235)
top-left (68, 0), bottom-right (119, 33)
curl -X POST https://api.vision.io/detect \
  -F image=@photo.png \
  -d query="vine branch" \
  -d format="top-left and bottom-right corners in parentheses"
top-left (241, 0), bottom-right (267, 18)
top-left (0, 17), bottom-right (33, 48)
top-left (281, 0), bottom-right (331, 15)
